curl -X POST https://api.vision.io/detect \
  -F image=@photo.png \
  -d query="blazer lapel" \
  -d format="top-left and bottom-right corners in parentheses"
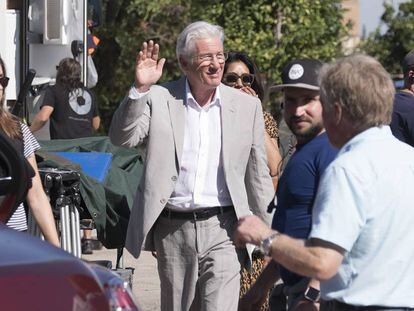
top-left (167, 77), bottom-right (186, 168)
top-left (220, 84), bottom-right (237, 172)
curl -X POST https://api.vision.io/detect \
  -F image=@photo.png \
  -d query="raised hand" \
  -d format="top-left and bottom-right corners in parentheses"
top-left (134, 40), bottom-right (166, 92)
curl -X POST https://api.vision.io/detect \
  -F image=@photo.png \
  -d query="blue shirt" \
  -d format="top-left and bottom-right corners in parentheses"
top-left (271, 132), bottom-right (337, 285)
top-left (390, 91), bottom-right (414, 147)
top-left (310, 126), bottom-right (414, 307)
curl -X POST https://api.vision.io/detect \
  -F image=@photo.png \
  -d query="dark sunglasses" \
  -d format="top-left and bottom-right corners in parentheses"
top-left (223, 73), bottom-right (255, 87)
top-left (0, 76), bottom-right (9, 88)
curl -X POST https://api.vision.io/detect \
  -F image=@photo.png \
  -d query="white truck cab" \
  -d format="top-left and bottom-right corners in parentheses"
top-left (0, 0), bottom-right (96, 139)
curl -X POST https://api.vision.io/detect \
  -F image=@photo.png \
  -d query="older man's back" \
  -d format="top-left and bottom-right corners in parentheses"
top-left (311, 125), bottom-right (414, 306)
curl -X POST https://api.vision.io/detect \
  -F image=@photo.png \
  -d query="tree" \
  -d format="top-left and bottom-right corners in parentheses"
top-left (359, 1), bottom-right (414, 75)
top-left (93, 0), bottom-right (349, 131)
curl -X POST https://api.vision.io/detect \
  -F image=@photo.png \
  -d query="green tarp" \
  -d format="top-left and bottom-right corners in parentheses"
top-left (37, 136), bottom-right (143, 249)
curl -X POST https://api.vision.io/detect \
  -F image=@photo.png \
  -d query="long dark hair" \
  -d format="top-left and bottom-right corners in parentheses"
top-left (56, 58), bottom-right (83, 92)
top-left (224, 51), bottom-right (264, 101)
top-left (0, 57), bottom-right (21, 139)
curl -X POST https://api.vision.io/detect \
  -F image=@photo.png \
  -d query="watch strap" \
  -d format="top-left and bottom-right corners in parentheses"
top-left (259, 232), bottom-right (280, 256)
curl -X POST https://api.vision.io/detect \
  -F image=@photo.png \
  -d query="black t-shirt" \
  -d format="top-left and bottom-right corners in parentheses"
top-left (390, 91), bottom-right (414, 147)
top-left (42, 84), bottom-right (99, 139)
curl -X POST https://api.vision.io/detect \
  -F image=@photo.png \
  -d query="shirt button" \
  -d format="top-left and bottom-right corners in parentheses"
top-left (171, 176), bottom-right (177, 181)
top-left (160, 199), bottom-right (166, 204)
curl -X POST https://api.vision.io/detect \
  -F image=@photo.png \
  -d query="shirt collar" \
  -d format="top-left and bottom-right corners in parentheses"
top-left (338, 125), bottom-right (392, 156)
top-left (185, 78), bottom-right (221, 110)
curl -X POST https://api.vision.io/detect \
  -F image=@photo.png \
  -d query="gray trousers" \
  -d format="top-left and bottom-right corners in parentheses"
top-left (153, 209), bottom-right (241, 311)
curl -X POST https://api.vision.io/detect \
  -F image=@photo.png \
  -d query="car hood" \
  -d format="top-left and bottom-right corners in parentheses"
top-left (0, 223), bottom-right (110, 311)
top-left (0, 222), bottom-right (74, 265)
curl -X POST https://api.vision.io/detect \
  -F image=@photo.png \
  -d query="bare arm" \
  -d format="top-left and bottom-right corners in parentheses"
top-left (92, 116), bottom-right (100, 130)
top-left (234, 215), bottom-right (344, 281)
top-left (269, 235), bottom-right (343, 280)
top-left (239, 260), bottom-right (280, 311)
top-left (30, 106), bottom-right (54, 133)
top-left (265, 133), bottom-right (282, 191)
top-left (26, 154), bottom-right (60, 247)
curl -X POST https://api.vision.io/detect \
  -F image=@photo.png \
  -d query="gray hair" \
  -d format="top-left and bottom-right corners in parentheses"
top-left (319, 54), bottom-right (395, 129)
top-left (176, 21), bottom-right (224, 63)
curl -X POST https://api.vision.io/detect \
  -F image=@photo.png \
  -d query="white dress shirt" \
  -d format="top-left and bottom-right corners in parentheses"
top-left (129, 81), bottom-right (232, 211)
top-left (167, 80), bottom-right (232, 210)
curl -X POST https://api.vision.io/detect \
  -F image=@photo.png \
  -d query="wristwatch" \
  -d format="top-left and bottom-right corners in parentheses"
top-left (259, 232), bottom-right (280, 256)
top-left (303, 286), bottom-right (320, 303)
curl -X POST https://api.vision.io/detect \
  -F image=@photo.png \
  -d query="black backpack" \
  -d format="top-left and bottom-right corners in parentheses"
top-left (0, 129), bottom-right (35, 223)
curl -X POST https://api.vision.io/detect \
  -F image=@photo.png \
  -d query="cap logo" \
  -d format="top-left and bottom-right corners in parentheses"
top-left (288, 64), bottom-right (304, 80)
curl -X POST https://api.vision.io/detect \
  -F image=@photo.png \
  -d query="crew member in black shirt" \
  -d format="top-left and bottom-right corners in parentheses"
top-left (30, 57), bottom-right (100, 254)
top-left (30, 58), bottom-right (100, 139)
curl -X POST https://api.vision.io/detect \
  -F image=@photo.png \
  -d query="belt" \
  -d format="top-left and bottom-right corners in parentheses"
top-left (160, 206), bottom-right (233, 220)
top-left (330, 300), bottom-right (414, 311)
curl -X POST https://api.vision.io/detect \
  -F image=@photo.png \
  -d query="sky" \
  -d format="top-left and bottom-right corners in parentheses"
top-left (360, 0), bottom-right (407, 35)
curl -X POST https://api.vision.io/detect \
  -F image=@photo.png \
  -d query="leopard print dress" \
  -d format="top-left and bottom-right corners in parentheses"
top-left (263, 111), bottom-right (278, 139)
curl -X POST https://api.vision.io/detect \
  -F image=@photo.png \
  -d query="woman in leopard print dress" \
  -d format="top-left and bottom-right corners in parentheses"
top-left (223, 52), bottom-right (282, 190)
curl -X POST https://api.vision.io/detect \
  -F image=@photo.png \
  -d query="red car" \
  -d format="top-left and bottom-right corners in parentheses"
top-left (0, 131), bottom-right (141, 311)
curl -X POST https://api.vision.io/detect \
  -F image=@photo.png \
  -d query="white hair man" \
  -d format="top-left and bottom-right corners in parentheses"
top-left (235, 54), bottom-right (414, 309)
top-left (109, 21), bottom-right (274, 311)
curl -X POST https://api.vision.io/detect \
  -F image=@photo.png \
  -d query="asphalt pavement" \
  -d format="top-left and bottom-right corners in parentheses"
top-left (83, 247), bottom-right (161, 311)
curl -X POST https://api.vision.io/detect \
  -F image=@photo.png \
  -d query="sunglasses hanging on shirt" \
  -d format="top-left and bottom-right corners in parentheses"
top-left (223, 73), bottom-right (255, 87)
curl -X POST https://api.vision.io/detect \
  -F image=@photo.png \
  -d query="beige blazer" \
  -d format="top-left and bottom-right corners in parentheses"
top-left (109, 77), bottom-right (274, 258)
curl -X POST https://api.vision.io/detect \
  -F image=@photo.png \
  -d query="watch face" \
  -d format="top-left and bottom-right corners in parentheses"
top-left (304, 286), bottom-right (320, 302)
top-left (260, 232), bottom-right (280, 256)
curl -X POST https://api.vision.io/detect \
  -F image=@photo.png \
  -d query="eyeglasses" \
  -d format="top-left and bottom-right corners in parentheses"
top-left (194, 52), bottom-right (228, 64)
top-left (0, 76), bottom-right (9, 88)
top-left (222, 73), bottom-right (255, 86)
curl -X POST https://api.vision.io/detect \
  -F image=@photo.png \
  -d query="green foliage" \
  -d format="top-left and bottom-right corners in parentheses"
top-left (93, 0), bottom-right (349, 131)
top-left (359, 0), bottom-right (414, 75)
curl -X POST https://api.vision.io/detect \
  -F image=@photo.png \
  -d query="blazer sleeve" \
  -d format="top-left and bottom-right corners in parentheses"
top-left (245, 100), bottom-right (275, 225)
top-left (109, 91), bottom-right (151, 148)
